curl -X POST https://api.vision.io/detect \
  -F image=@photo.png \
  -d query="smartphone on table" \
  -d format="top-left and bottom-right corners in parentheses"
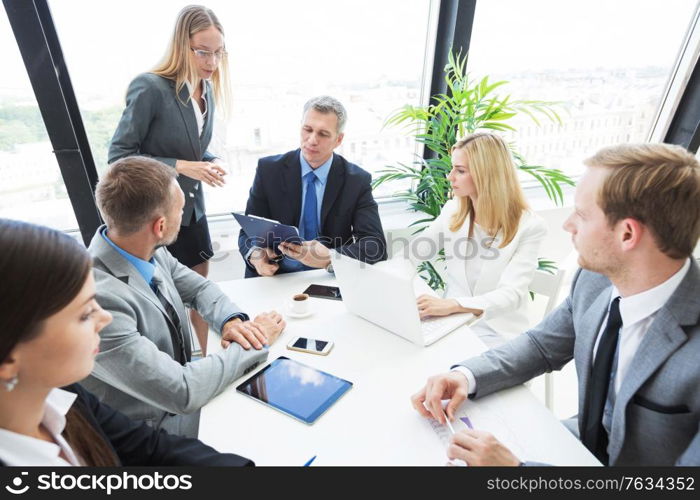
top-left (303, 284), bottom-right (342, 301)
top-left (287, 336), bottom-right (334, 356)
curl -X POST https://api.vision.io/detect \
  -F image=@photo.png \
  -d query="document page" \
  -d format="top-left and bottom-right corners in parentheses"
top-left (428, 396), bottom-right (527, 465)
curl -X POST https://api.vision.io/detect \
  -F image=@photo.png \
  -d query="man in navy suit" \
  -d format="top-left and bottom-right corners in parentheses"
top-left (238, 96), bottom-right (387, 278)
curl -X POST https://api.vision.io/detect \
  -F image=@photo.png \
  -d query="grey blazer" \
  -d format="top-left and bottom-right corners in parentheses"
top-left (81, 226), bottom-right (267, 438)
top-left (457, 260), bottom-right (700, 466)
top-left (108, 73), bottom-right (216, 225)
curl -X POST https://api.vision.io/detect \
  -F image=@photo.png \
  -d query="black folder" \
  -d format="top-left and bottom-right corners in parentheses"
top-left (233, 213), bottom-right (303, 250)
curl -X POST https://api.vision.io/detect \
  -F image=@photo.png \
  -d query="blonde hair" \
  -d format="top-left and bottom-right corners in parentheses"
top-left (585, 143), bottom-right (700, 259)
top-left (152, 5), bottom-right (231, 116)
top-left (448, 132), bottom-right (529, 248)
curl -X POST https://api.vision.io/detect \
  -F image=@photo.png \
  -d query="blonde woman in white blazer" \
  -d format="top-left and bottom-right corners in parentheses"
top-left (411, 133), bottom-right (547, 346)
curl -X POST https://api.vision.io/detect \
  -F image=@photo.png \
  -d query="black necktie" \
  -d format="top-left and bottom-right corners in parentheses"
top-left (582, 296), bottom-right (622, 465)
top-left (151, 278), bottom-right (191, 365)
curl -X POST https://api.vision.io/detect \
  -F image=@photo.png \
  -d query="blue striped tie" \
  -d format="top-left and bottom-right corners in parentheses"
top-left (302, 171), bottom-right (319, 241)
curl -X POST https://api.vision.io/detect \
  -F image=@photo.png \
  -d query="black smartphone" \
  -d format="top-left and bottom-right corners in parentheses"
top-left (303, 284), bottom-right (342, 301)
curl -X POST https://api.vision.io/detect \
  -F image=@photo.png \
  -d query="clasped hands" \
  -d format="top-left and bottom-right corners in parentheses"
top-left (250, 241), bottom-right (330, 276)
top-left (221, 311), bottom-right (286, 350)
top-left (410, 371), bottom-right (520, 467)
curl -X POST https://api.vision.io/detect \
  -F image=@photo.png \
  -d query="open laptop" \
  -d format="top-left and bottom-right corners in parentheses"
top-left (331, 252), bottom-right (478, 346)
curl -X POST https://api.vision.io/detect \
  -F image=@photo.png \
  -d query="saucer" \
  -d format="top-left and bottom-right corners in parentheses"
top-left (285, 304), bottom-right (314, 319)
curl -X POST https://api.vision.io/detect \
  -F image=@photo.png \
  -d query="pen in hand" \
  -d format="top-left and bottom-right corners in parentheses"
top-left (443, 410), bottom-right (456, 435)
top-left (443, 409), bottom-right (467, 467)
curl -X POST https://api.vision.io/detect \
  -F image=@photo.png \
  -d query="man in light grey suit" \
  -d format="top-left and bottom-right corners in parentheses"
top-left (82, 156), bottom-right (286, 438)
top-left (412, 143), bottom-right (700, 466)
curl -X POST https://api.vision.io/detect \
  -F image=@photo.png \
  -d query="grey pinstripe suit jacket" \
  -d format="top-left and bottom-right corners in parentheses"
top-left (81, 226), bottom-right (267, 438)
top-left (457, 261), bottom-right (700, 466)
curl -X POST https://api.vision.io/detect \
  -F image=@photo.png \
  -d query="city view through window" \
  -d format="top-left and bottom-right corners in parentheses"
top-left (0, 0), bottom-right (697, 231)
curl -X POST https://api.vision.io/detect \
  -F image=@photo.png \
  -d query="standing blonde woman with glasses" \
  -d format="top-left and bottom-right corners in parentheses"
top-left (411, 132), bottom-right (547, 347)
top-left (109, 5), bottom-right (231, 356)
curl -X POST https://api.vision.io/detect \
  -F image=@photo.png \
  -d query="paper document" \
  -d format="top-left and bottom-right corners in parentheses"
top-left (429, 398), bottom-right (527, 464)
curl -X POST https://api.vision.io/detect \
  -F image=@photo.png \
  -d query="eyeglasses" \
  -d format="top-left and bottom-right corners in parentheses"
top-left (190, 48), bottom-right (227, 62)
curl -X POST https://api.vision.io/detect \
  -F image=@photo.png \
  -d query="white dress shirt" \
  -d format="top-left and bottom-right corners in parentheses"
top-left (185, 80), bottom-right (208, 137)
top-left (596, 257), bottom-right (690, 395)
top-left (0, 388), bottom-right (84, 466)
top-left (454, 258), bottom-right (692, 396)
top-left (465, 224), bottom-right (487, 295)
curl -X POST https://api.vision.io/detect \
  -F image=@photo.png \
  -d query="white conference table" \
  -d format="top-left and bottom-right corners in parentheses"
top-left (199, 269), bottom-right (599, 466)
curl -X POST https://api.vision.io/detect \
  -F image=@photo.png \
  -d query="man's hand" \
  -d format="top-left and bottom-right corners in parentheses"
top-left (278, 240), bottom-right (330, 269)
top-left (447, 430), bottom-right (520, 466)
top-left (416, 295), bottom-right (482, 320)
top-left (249, 247), bottom-right (280, 277)
top-left (221, 318), bottom-right (268, 350)
top-left (411, 371), bottom-right (470, 423)
top-left (251, 311), bottom-right (286, 346)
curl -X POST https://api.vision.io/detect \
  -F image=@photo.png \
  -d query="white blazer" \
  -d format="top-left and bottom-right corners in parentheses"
top-left (410, 199), bottom-right (547, 340)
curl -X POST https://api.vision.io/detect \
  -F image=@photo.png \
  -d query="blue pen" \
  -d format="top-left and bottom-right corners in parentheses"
top-left (303, 455), bottom-right (316, 466)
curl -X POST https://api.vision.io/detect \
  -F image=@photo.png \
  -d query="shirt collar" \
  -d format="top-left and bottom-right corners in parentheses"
top-left (184, 79), bottom-right (207, 96)
top-left (299, 150), bottom-right (333, 185)
top-left (101, 227), bottom-right (156, 285)
top-left (609, 258), bottom-right (691, 327)
top-left (42, 388), bottom-right (77, 436)
top-left (0, 388), bottom-right (78, 466)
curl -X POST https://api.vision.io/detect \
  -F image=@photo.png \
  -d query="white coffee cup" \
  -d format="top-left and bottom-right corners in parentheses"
top-left (290, 293), bottom-right (311, 315)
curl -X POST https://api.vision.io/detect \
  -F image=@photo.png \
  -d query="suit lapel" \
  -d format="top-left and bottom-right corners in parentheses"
top-left (607, 312), bottom-right (687, 462)
top-left (282, 150), bottom-right (303, 225)
top-left (88, 227), bottom-right (169, 320)
top-left (320, 154), bottom-right (345, 230)
top-left (199, 80), bottom-right (214, 151)
top-left (575, 286), bottom-right (614, 432)
top-left (151, 264), bottom-right (193, 356)
top-left (608, 260), bottom-right (699, 463)
top-left (172, 81), bottom-right (201, 159)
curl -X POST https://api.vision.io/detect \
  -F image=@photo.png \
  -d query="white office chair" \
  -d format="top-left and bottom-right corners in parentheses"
top-left (529, 267), bottom-right (566, 410)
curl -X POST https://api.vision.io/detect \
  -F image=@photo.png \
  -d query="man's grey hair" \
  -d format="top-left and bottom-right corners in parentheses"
top-left (302, 95), bottom-right (347, 134)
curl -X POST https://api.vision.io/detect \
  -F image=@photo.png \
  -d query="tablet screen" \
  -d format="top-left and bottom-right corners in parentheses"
top-left (236, 357), bottom-right (352, 424)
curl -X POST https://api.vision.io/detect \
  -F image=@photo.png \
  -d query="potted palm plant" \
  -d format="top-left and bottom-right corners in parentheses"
top-left (373, 50), bottom-right (573, 289)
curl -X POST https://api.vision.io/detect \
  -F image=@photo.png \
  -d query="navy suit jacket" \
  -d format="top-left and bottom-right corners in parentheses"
top-left (1, 384), bottom-right (252, 466)
top-left (238, 149), bottom-right (387, 278)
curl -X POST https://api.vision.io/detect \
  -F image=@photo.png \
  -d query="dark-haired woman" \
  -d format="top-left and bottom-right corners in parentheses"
top-left (0, 219), bottom-right (251, 466)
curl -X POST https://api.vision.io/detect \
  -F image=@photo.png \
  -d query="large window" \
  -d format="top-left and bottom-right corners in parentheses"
top-left (467, 0), bottom-right (698, 179)
top-left (49, 0), bottom-right (433, 216)
top-left (0, 9), bottom-right (79, 230)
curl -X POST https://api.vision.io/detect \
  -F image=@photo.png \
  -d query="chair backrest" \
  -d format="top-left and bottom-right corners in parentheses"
top-left (529, 267), bottom-right (567, 411)
top-left (529, 268), bottom-right (566, 316)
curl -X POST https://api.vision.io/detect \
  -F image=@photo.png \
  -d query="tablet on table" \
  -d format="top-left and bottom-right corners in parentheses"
top-left (236, 356), bottom-right (353, 425)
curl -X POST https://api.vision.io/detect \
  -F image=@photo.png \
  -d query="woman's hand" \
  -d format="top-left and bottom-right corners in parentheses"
top-left (175, 160), bottom-right (227, 187)
top-left (416, 295), bottom-right (483, 320)
top-left (416, 295), bottom-right (461, 319)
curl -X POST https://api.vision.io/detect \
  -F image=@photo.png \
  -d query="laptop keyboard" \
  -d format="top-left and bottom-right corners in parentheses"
top-left (420, 314), bottom-right (471, 342)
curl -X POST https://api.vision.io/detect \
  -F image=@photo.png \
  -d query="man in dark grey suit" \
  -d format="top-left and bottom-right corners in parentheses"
top-left (412, 143), bottom-right (700, 466)
top-left (81, 156), bottom-right (286, 438)
top-left (238, 96), bottom-right (387, 278)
